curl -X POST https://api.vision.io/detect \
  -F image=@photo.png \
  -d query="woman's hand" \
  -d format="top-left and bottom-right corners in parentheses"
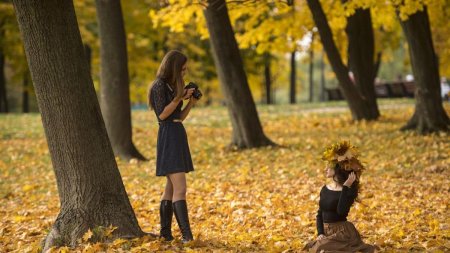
top-left (343, 172), bottom-right (356, 187)
top-left (189, 95), bottom-right (198, 105)
top-left (317, 234), bottom-right (326, 240)
top-left (183, 88), bottom-right (195, 100)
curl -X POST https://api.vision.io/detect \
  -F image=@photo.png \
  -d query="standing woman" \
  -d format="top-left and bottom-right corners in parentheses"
top-left (148, 50), bottom-right (197, 242)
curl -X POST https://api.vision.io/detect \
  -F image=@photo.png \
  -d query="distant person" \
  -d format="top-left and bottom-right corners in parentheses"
top-left (148, 50), bottom-right (199, 242)
top-left (305, 142), bottom-right (378, 252)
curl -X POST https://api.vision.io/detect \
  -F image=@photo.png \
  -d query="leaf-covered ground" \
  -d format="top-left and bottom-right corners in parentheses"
top-left (1, 101), bottom-right (449, 252)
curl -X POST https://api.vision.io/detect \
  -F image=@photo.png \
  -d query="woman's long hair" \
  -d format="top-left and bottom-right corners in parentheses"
top-left (148, 50), bottom-right (187, 109)
top-left (332, 163), bottom-right (360, 200)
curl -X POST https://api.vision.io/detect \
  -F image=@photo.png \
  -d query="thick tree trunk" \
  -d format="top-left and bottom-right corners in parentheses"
top-left (203, 0), bottom-right (274, 148)
top-left (22, 72), bottom-right (29, 113)
top-left (264, 53), bottom-right (272, 104)
top-left (0, 51), bottom-right (8, 113)
top-left (306, 0), bottom-right (379, 120)
top-left (399, 8), bottom-right (449, 133)
top-left (12, 0), bottom-right (144, 250)
top-left (346, 7), bottom-right (380, 119)
top-left (290, 51), bottom-right (296, 104)
top-left (95, 0), bottom-right (146, 161)
top-left (309, 33), bottom-right (314, 102)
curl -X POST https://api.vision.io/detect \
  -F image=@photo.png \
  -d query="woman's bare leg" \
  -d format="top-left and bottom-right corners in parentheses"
top-left (161, 176), bottom-right (173, 201)
top-left (168, 172), bottom-right (187, 202)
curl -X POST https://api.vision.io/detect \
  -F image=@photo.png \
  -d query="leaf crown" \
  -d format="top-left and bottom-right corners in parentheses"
top-left (322, 141), bottom-right (365, 174)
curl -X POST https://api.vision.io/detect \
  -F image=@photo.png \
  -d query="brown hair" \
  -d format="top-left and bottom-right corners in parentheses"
top-left (333, 163), bottom-right (360, 201)
top-left (148, 50), bottom-right (187, 109)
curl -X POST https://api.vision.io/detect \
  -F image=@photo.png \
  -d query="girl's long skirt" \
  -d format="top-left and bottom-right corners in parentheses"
top-left (305, 221), bottom-right (378, 253)
top-left (156, 122), bottom-right (194, 176)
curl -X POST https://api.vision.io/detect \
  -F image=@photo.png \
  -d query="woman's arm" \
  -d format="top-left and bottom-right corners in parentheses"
top-left (154, 86), bottom-right (193, 121)
top-left (316, 207), bottom-right (325, 236)
top-left (336, 186), bottom-right (356, 215)
top-left (179, 98), bottom-right (197, 121)
top-left (337, 172), bottom-right (357, 215)
top-left (159, 98), bottom-right (182, 120)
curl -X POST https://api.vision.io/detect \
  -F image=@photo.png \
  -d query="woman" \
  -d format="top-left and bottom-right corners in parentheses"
top-left (305, 141), bottom-right (378, 252)
top-left (148, 50), bottom-right (197, 242)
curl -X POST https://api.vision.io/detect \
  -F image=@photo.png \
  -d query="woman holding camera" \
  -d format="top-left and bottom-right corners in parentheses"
top-left (148, 50), bottom-right (198, 242)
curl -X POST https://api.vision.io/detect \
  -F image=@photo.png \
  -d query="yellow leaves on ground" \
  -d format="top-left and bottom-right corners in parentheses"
top-left (82, 229), bottom-right (93, 242)
top-left (0, 102), bottom-right (449, 252)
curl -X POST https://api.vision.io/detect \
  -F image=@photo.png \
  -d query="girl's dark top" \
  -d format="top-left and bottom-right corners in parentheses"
top-left (150, 78), bottom-right (182, 122)
top-left (316, 185), bottom-right (357, 235)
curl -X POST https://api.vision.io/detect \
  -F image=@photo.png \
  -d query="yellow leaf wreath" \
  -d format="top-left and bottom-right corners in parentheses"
top-left (322, 141), bottom-right (365, 177)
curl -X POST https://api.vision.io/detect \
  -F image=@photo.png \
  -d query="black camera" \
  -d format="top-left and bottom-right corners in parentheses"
top-left (184, 82), bottom-right (202, 100)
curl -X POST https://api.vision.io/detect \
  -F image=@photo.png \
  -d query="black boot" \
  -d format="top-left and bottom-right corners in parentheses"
top-left (159, 200), bottom-right (174, 241)
top-left (173, 200), bottom-right (194, 242)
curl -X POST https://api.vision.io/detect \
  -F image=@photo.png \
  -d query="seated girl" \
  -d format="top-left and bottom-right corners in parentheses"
top-left (305, 141), bottom-right (378, 253)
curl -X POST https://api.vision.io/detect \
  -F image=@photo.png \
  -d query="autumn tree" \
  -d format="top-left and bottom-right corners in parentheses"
top-left (12, 0), bottom-right (143, 249)
top-left (0, 36), bottom-right (6, 113)
top-left (203, 0), bottom-right (274, 148)
top-left (307, 0), bottom-right (380, 120)
top-left (264, 53), bottom-right (273, 104)
top-left (290, 50), bottom-right (297, 104)
top-left (0, 2), bottom-right (15, 113)
top-left (399, 6), bottom-right (449, 133)
top-left (345, 1), bottom-right (380, 118)
top-left (95, 0), bottom-right (146, 160)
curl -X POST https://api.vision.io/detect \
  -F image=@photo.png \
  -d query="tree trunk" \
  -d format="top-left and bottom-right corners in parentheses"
top-left (203, 0), bottom-right (274, 148)
top-left (399, 8), bottom-right (449, 133)
top-left (12, 0), bottom-right (144, 250)
top-left (320, 53), bottom-right (326, 101)
top-left (22, 72), bottom-right (29, 113)
top-left (306, 0), bottom-right (379, 120)
top-left (309, 32), bottom-right (314, 102)
top-left (0, 51), bottom-right (8, 113)
top-left (290, 50), bottom-right (296, 104)
top-left (264, 53), bottom-right (272, 104)
top-left (346, 6), bottom-right (380, 119)
top-left (95, 0), bottom-right (146, 161)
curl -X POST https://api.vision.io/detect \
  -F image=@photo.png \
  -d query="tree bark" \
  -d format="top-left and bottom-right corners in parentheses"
top-left (95, 0), bottom-right (146, 161)
top-left (290, 51), bottom-right (296, 104)
top-left (264, 53), bottom-right (272, 104)
top-left (306, 0), bottom-right (379, 120)
top-left (12, 0), bottom-right (144, 250)
top-left (346, 6), bottom-right (380, 119)
top-left (309, 32), bottom-right (314, 102)
top-left (203, 0), bottom-right (274, 148)
top-left (399, 8), bottom-right (449, 133)
top-left (0, 51), bottom-right (8, 113)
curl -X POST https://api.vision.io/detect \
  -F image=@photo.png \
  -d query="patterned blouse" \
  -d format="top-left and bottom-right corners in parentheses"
top-left (150, 78), bottom-right (182, 122)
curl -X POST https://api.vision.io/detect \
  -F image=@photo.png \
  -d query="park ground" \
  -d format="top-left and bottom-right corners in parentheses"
top-left (0, 99), bottom-right (449, 252)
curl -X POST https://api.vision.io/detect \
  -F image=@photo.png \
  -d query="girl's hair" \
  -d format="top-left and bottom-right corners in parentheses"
top-left (332, 163), bottom-right (360, 200)
top-left (148, 50), bottom-right (187, 109)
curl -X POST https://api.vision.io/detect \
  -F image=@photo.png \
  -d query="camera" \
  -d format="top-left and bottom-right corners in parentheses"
top-left (184, 82), bottom-right (202, 100)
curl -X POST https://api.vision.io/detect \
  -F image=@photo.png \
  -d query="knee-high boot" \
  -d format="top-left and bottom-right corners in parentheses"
top-left (159, 200), bottom-right (174, 241)
top-left (173, 200), bottom-right (194, 242)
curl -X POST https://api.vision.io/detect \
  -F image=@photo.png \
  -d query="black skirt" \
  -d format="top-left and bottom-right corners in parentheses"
top-left (156, 121), bottom-right (194, 176)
